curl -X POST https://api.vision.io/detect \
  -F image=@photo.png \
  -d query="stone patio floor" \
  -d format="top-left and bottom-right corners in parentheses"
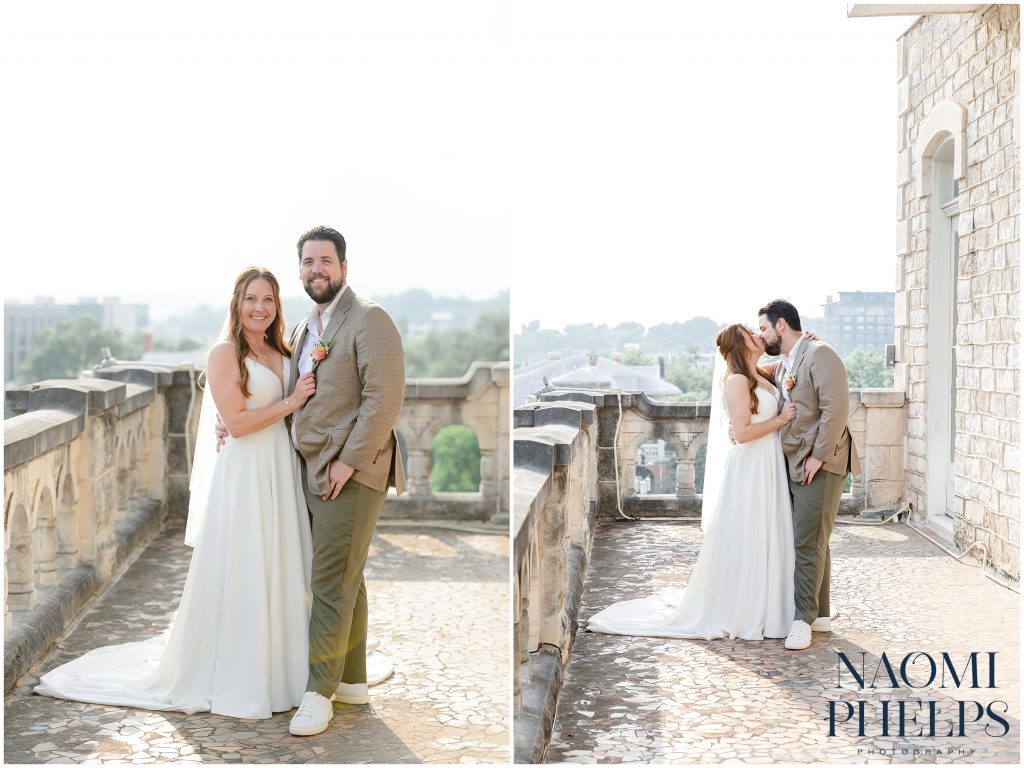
top-left (5, 516), bottom-right (509, 764)
top-left (544, 519), bottom-right (1019, 765)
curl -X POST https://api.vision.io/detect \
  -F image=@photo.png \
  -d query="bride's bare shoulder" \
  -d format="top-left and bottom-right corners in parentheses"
top-left (207, 341), bottom-right (237, 365)
top-left (209, 340), bottom-right (235, 353)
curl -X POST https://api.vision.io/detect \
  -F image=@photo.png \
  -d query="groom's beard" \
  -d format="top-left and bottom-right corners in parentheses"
top-left (303, 275), bottom-right (345, 305)
top-left (763, 339), bottom-right (782, 357)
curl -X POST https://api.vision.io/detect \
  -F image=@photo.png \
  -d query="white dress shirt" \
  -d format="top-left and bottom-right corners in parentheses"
top-left (290, 284), bottom-right (349, 444)
top-left (779, 335), bottom-right (805, 403)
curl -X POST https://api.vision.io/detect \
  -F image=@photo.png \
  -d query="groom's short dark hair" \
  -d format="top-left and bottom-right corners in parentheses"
top-left (297, 226), bottom-right (347, 263)
top-left (758, 299), bottom-right (802, 331)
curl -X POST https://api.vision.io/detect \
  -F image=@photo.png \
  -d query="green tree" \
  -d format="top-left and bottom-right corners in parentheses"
top-left (513, 325), bottom-right (568, 366)
top-left (404, 309), bottom-right (509, 378)
top-left (613, 321), bottom-right (646, 347)
top-left (19, 315), bottom-right (143, 383)
top-left (430, 425), bottom-right (481, 492)
top-left (664, 352), bottom-right (713, 399)
top-left (620, 348), bottom-right (654, 365)
top-left (845, 348), bottom-right (892, 388)
top-left (644, 317), bottom-right (722, 354)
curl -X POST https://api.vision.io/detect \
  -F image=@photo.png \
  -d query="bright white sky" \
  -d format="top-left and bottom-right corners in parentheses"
top-left (1, 2), bottom-right (910, 326)
top-left (0, 1), bottom-right (510, 319)
top-left (509, 2), bottom-right (913, 330)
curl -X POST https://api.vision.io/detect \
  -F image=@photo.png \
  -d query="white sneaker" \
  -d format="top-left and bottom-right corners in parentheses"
top-left (289, 691), bottom-right (334, 736)
top-left (812, 604), bottom-right (840, 632)
top-left (810, 616), bottom-right (831, 632)
top-left (335, 681), bottom-right (369, 705)
top-left (784, 620), bottom-right (812, 650)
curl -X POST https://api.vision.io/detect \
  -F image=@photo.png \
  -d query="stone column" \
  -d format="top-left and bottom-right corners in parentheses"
top-left (164, 368), bottom-right (198, 519)
top-left (6, 506), bottom-right (35, 611)
top-left (34, 502), bottom-right (58, 588)
top-left (407, 446), bottom-right (433, 496)
top-left (479, 448), bottom-right (496, 497)
top-left (860, 390), bottom-right (908, 511)
top-left (675, 456), bottom-right (696, 497)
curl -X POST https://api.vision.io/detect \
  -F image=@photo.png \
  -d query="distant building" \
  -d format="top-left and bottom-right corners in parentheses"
top-left (822, 291), bottom-right (895, 357)
top-left (4, 300), bottom-right (67, 385)
top-left (4, 297), bottom-right (149, 385)
top-left (71, 296), bottom-right (150, 337)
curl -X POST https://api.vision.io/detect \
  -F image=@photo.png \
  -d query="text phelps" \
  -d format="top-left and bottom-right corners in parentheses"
top-left (827, 652), bottom-right (1010, 738)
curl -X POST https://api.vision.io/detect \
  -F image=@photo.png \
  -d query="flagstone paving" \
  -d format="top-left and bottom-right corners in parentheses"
top-left (544, 519), bottom-right (1019, 765)
top-left (5, 517), bottom-right (509, 764)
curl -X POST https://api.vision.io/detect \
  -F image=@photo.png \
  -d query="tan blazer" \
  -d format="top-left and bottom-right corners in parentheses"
top-left (288, 287), bottom-right (407, 496)
top-left (775, 340), bottom-right (862, 483)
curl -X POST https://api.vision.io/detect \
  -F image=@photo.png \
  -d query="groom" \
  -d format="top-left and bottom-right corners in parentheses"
top-left (757, 299), bottom-right (860, 652)
top-left (286, 226), bottom-right (406, 735)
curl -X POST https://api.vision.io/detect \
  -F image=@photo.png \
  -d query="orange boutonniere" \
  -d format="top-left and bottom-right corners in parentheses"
top-left (783, 372), bottom-right (797, 390)
top-left (310, 339), bottom-right (332, 368)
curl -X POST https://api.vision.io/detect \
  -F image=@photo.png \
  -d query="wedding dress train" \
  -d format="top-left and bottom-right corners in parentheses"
top-left (587, 386), bottom-right (795, 641)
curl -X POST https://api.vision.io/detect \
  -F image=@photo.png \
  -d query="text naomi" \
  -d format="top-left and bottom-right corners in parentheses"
top-left (826, 652), bottom-right (1010, 738)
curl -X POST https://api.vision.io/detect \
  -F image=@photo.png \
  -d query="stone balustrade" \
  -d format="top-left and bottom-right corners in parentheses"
top-left (4, 359), bottom-right (509, 691)
top-left (511, 386), bottom-right (907, 761)
top-left (394, 361), bottom-right (510, 523)
top-left (4, 363), bottom-right (199, 690)
top-left (513, 397), bottom-right (599, 763)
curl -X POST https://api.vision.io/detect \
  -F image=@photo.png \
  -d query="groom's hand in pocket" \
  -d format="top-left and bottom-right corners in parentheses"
top-left (324, 459), bottom-right (355, 500)
top-left (802, 456), bottom-right (823, 485)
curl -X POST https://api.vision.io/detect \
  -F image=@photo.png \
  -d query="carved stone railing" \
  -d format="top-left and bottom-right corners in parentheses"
top-left (526, 388), bottom-right (907, 520)
top-left (4, 363), bottom-right (200, 690)
top-left (395, 361), bottom-right (510, 523)
top-left (512, 398), bottom-right (599, 763)
top-left (511, 386), bottom-right (908, 761)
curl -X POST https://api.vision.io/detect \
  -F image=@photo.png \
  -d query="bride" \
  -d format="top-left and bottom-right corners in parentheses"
top-left (587, 323), bottom-right (800, 641)
top-left (34, 267), bottom-right (386, 718)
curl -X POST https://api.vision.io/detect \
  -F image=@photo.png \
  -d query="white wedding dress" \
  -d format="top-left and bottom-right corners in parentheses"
top-left (35, 358), bottom-right (389, 718)
top-left (587, 385), bottom-right (795, 641)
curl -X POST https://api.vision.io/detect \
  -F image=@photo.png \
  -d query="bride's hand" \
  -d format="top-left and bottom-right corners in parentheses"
top-left (780, 402), bottom-right (797, 423)
top-left (289, 372), bottom-right (316, 410)
top-left (803, 329), bottom-right (820, 341)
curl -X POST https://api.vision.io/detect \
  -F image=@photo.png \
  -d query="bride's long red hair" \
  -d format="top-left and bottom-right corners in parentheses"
top-left (716, 324), bottom-right (773, 415)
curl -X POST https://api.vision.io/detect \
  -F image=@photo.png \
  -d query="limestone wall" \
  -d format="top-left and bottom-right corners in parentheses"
top-left (895, 6), bottom-right (1019, 578)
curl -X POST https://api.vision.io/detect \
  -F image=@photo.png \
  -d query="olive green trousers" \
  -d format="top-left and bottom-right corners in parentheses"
top-left (302, 472), bottom-right (387, 698)
top-left (787, 467), bottom-right (846, 626)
